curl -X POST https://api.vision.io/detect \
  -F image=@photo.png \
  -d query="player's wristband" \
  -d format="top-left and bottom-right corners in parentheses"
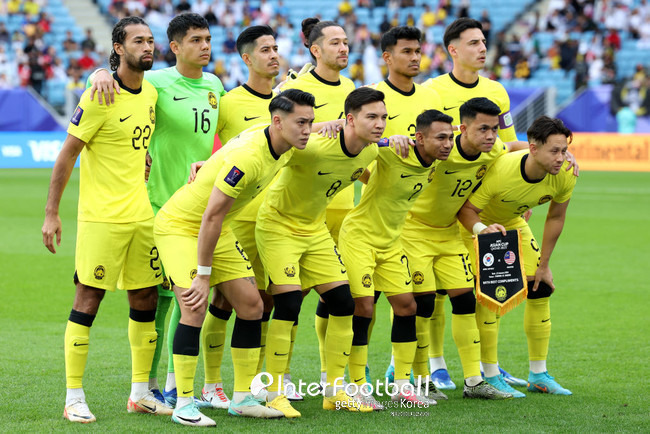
top-left (196, 265), bottom-right (212, 276)
top-left (472, 222), bottom-right (488, 235)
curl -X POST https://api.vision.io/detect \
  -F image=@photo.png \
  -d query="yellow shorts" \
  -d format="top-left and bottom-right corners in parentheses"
top-left (461, 223), bottom-right (541, 278)
top-left (75, 219), bottom-right (163, 291)
top-left (339, 235), bottom-right (412, 298)
top-left (325, 208), bottom-right (350, 246)
top-left (155, 229), bottom-right (254, 289)
top-left (230, 219), bottom-right (266, 290)
top-left (401, 233), bottom-right (474, 293)
top-left (256, 223), bottom-right (347, 289)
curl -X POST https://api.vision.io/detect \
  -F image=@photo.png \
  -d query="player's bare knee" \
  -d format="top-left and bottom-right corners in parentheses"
top-left (214, 290), bottom-right (233, 311)
top-left (527, 281), bottom-right (553, 299)
top-left (233, 294), bottom-right (263, 321)
top-left (320, 284), bottom-right (354, 316)
top-left (390, 295), bottom-right (416, 317)
top-left (353, 296), bottom-right (374, 317)
top-left (127, 286), bottom-right (158, 311)
top-left (72, 283), bottom-right (105, 315)
top-left (449, 290), bottom-right (476, 314)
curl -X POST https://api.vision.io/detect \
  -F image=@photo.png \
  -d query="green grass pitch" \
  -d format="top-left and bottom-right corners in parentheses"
top-left (1, 169), bottom-right (648, 432)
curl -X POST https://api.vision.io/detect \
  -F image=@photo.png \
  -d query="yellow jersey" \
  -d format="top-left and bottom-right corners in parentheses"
top-left (67, 77), bottom-right (157, 223)
top-left (468, 150), bottom-right (576, 228)
top-left (257, 130), bottom-right (378, 234)
top-left (422, 73), bottom-right (516, 142)
top-left (217, 83), bottom-right (274, 145)
top-left (155, 126), bottom-right (293, 237)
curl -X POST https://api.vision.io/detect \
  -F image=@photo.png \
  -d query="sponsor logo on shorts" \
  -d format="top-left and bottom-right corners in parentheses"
top-left (495, 285), bottom-right (507, 301)
top-left (482, 253), bottom-right (494, 267)
top-left (190, 269), bottom-right (197, 279)
top-left (149, 106), bottom-right (155, 124)
top-left (350, 167), bottom-right (364, 181)
top-left (70, 106), bottom-right (84, 126)
top-left (361, 274), bottom-right (372, 288)
top-left (94, 265), bottom-right (105, 280)
top-left (476, 164), bottom-right (487, 180)
top-left (412, 271), bottom-right (424, 285)
top-left (538, 194), bottom-right (553, 205)
top-left (284, 265), bottom-right (296, 278)
top-left (224, 166), bottom-right (244, 187)
top-left (208, 92), bottom-right (218, 109)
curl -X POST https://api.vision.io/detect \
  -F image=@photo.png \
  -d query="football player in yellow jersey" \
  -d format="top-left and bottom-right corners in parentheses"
top-left (340, 106), bottom-right (453, 408)
top-left (281, 17), bottom-right (357, 392)
top-left (41, 17), bottom-right (173, 423)
top-left (422, 18), bottom-right (516, 142)
top-left (153, 89), bottom-right (315, 424)
top-left (421, 17), bottom-right (521, 389)
top-left (457, 116), bottom-right (577, 396)
top-left (398, 97), bottom-right (527, 400)
top-left (256, 87), bottom-right (393, 416)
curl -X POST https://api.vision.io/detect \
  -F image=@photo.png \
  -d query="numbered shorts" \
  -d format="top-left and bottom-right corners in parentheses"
top-left (151, 204), bottom-right (174, 297)
top-left (461, 223), bottom-right (540, 278)
top-left (401, 233), bottom-right (474, 294)
top-left (75, 218), bottom-right (163, 291)
top-left (338, 234), bottom-right (412, 299)
top-left (325, 207), bottom-right (351, 246)
top-left (256, 223), bottom-right (347, 290)
top-left (155, 229), bottom-right (254, 289)
top-left (230, 219), bottom-right (266, 290)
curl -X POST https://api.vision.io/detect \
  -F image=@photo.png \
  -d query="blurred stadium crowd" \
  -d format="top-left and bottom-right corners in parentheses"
top-left (1, 0), bottom-right (649, 118)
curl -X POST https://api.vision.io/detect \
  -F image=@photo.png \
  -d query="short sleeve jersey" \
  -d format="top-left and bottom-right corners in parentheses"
top-left (283, 70), bottom-right (356, 210)
top-left (217, 83), bottom-right (273, 145)
top-left (342, 146), bottom-right (435, 250)
top-left (155, 127), bottom-right (293, 237)
top-left (405, 135), bottom-right (508, 235)
top-left (257, 130), bottom-right (378, 234)
top-left (68, 77), bottom-right (157, 223)
top-left (468, 150), bottom-right (577, 228)
top-left (144, 67), bottom-right (226, 211)
top-left (422, 73), bottom-right (517, 142)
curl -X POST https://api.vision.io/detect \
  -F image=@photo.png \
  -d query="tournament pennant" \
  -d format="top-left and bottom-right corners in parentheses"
top-left (473, 229), bottom-right (527, 315)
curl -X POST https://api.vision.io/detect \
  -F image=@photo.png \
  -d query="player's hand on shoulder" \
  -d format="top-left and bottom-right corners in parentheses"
top-left (565, 150), bottom-right (579, 176)
top-left (522, 209), bottom-right (533, 222)
top-left (388, 135), bottom-right (414, 158)
top-left (532, 265), bottom-right (555, 292)
top-left (42, 214), bottom-right (62, 254)
top-left (317, 119), bottom-right (344, 138)
top-left (188, 161), bottom-right (206, 183)
top-left (89, 69), bottom-right (120, 106)
top-left (182, 276), bottom-right (210, 311)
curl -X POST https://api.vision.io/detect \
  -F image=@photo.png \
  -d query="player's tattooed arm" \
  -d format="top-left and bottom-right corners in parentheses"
top-left (88, 68), bottom-right (121, 106)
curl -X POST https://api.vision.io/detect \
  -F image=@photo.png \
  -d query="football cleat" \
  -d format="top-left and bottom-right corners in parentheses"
top-left (162, 387), bottom-right (177, 407)
top-left (353, 384), bottom-right (385, 410)
top-left (391, 388), bottom-right (435, 406)
top-left (267, 394), bottom-right (301, 418)
top-left (527, 371), bottom-right (572, 395)
top-left (463, 381), bottom-right (513, 400)
top-left (283, 377), bottom-right (304, 402)
top-left (228, 395), bottom-right (284, 418)
top-left (419, 380), bottom-right (448, 401)
top-left (384, 364), bottom-right (395, 384)
top-left (323, 390), bottom-right (373, 412)
top-left (151, 388), bottom-right (165, 404)
top-left (63, 399), bottom-right (96, 423)
top-left (485, 374), bottom-right (526, 398)
top-left (365, 365), bottom-right (372, 384)
top-left (430, 368), bottom-right (456, 391)
top-left (500, 366), bottom-right (528, 387)
top-left (201, 385), bottom-right (230, 409)
top-left (172, 402), bottom-right (216, 427)
top-left (127, 391), bottom-right (174, 415)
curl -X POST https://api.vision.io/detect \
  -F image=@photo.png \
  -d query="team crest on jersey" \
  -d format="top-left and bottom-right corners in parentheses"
top-left (224, 166), bottom-right (245, 187)
top-left (70, 106), bottom-right (84, 126)
top-left (495, 285), bottom-right (507, 301)
top-left (428, 166), bottom-right (436, 183)
top-left (350, 168), bottom-right (364, 181)
top-left (149, 106), bottom-right (156, 124)
top-left (284, 265), bottom-right (296, 278)
top-left (94, 265), bottom-right (105, 280)
top-left (476, 165), bottom-right (487, 180)
top-left (413, 271), bottom-right (424, 285)
top-left (538, 195), bottom-right (553, 205)
top-left (208, 92), bottom-right (218, 109)
top-left (190, 269), bottom-right (197, 279)
top-left (361, 274), bottom-right (372, 288)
